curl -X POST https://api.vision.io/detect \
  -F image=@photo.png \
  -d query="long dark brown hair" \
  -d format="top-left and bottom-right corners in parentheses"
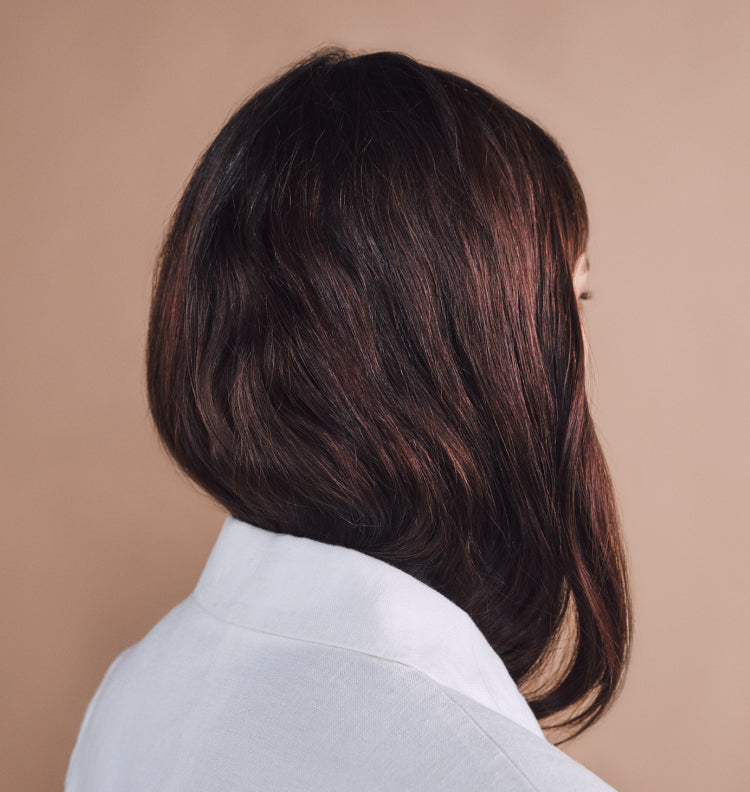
top-left (146, 46), bottom-right (632, 741)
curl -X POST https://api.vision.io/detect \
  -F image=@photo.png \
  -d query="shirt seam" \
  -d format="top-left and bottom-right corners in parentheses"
top-left (438, 686), bottom-right (543, 792)
top-left (190, 590), bottom-right (429, 669)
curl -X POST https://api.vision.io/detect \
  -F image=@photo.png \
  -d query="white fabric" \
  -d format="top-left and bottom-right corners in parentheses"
top-left (66, 515), bottom-right (617, 791)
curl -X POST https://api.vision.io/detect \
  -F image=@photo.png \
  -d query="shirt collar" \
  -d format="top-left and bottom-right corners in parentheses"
top-left (193, 515), bottom-right (545, 739)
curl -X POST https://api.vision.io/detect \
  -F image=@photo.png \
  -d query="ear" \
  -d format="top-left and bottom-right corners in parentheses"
top-left (573, 253), bottom-right (589, 298)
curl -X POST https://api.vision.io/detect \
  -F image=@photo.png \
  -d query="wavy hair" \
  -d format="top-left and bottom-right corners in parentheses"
top-left (146, 46), bottom-right (632, 740)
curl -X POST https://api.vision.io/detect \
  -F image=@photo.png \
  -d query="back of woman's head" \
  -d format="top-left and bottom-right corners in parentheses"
top-left (146, 46), bottom-right (631, 740)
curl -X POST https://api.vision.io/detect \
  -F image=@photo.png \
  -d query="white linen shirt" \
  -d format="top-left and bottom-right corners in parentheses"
top-left (66, 515), bottom-right (617, 791)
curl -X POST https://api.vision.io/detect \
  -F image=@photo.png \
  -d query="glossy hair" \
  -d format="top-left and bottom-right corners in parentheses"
top-left (146, 46), bottom-right (631, 740)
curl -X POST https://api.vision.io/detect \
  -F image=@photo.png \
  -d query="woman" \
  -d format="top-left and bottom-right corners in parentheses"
top-left (66, 47), bottom-right (632, 791)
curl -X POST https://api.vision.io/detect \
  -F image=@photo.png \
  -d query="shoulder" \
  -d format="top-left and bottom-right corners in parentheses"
top-left (438, 686), bottom-right (617, 792)
top-left (67, 598), bottom-right (617, 792)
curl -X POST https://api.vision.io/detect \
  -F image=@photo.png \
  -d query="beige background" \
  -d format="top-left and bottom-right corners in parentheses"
top-left (2, 1), bottom-right (748, 789)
